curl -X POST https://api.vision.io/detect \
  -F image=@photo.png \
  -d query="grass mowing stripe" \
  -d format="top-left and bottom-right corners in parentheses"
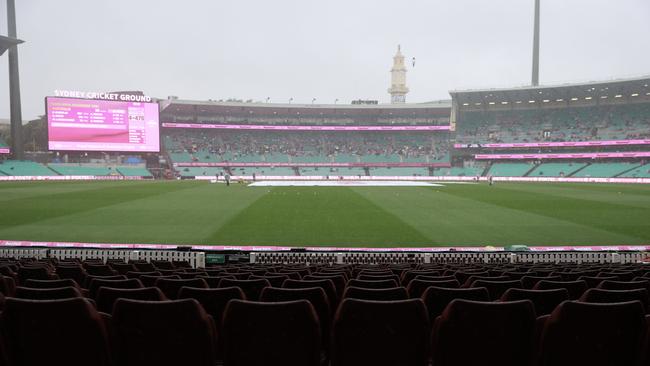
top-left (0, 181), bottom-right (196, 229)
top-left (208, 186), bottom-right (432, 246)
top-left (353, 186), bottom-right (644, 246)
top-left (440, 183), bottom-right (650, 242)
top-left (0, 182), bottom-right (269, 245)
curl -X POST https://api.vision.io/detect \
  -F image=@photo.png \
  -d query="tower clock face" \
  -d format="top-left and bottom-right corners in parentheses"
top-left (391, 95), bottom-right (406, 103)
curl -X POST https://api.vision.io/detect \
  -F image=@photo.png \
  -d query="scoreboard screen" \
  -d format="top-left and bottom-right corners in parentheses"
top-left (46, 97), bottom-right (160, 152)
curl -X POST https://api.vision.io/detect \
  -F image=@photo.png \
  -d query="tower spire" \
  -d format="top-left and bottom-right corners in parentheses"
top-left (388, 45), bottom-right (409, 104)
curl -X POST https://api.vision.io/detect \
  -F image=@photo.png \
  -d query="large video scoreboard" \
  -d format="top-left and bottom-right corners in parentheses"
top-left (46, 96), bottom-right (160, 152)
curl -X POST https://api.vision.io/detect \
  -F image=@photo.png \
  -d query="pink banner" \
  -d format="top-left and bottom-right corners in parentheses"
top-left (0, 148), bottom-right (10, 154)
top-left (475, 152), bottom-right (650, 160)
top-left (173, 162), bottom-right (450, 168)
top-left (455, 139), bottom-right (650, 149)
top-left (1, 240), bottom-right (648, 252)
top-left (162, 122), bottom-right (451, 131)
top-left (0, 176), bottom-right (145, 181)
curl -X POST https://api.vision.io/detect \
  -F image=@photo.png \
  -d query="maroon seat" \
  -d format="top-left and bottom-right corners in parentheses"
top-left (407, 279), bottom-right (460, 298)
top-left (223, 300), bottom-right (321, 366)
top-left (470, 279), bottom-right (522, 300)
top-left (432, 299), bottom-right (536, 366)
top-left (534, 280), bottom-right (587, 300)
top-left (283, 278), bottom-right (338, 306)
top-left (597, 280), bottom-right (650, 292)
top-left (580, 288), bottom-right (650, 312)
top-left (521, 275), bottom-right (561, 289)
top-left (331, 298), bottom-right (429, 366)
top-left (578, 275), bottom-right (617, 288)
top-left (177, 286), bottom-right (245, 328)
top-left (217, 278), bottom-right (270, 301)
top-left (95, 286), bottom-right (166, 313)
top-left (14, 286), bottom-right (83, 300)
top-left (133, 262), bottom-right (156, 272)
top-left (88, 278), bottom-right (143, 299)
top-left (83, 275), bottom-right (126, 288)
top-left (24, 278), bottom-right (81, 290)
top-left (346, 279), bottom-right (398, 289)
top-left (421, 286), bottom-right (490, 320)
top-left (538, 301), bottom-right (646, 366)
top-left (0, 298), bottom-right (111, 366)
top-left (112, 299), bottom-right (216, 366)
top-left (250, 274), bottom-right (289, 288)
top-left (500, 288), bottom-right (569, 315)
top-left (343, 286), bottom-right (408, 301)
top-left (155, 277), bottom-right (208, 299)
top-left (17, 266), bottom-right (57, 284)
top-left (84, 264), bottom-right (118, 277)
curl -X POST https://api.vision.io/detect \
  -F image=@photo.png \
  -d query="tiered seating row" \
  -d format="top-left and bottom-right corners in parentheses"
top-left (0, 260), bottom-right (649, 366)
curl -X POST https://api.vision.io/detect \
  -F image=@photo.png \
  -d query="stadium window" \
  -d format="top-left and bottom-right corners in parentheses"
top-left (542, 99), bottom-right (550, 103)
top-left (515, 101), bottom-right (523, 104)
top-left (543, 130), bottom-right (551, 138)
top-left (585, 97), bottom-right (593, 100)
top-left (488, 102), bottom-right (496, 105)
top-left (600, 96), bottom-right (608, 99)
top-left (501, 101), bottom-right (508, 105)
top-left (555, 99), bottom-right (563, 102)
top-left (474, 103), bottom-right (482, 106)
top-left (462, 103), bottom-right (469, 106)
top-left (614, 95), bottom-right (622, 98)
top-left (631, 93), bottom-right (639, 97)
top-left (528, 100), bottom-right (536, 103)
top-left (570, 97), bottom-right (579, 101)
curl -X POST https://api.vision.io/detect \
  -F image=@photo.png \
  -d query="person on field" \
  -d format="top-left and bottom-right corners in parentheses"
top-left (225, 173), bottom-right (230, 186)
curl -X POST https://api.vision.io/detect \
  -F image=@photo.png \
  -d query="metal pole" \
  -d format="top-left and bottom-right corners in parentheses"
top-left (531, 0), bottom-right (540, 86)
top-left (7, 0), bottom-right (24, 160)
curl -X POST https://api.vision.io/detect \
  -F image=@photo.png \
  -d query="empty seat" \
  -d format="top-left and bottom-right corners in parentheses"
top-left (198, 275), bottom-right (236, 288)
top-left (155, 278), bottom-right (208, 299)
top-left (110, 263), bottom-right (137, 275)
top-left (304, 274), bottom-right (346, 298)
top-left (112, 299), bottom-right (216, 366)
top-left (17, 266), bottom-right (57, 284)
top-left (578, 275), bottom-right (617, 288)
top-left (83, 275), bottom-right (126, 288)
top-left (346, 279), bottom-right (398, 289)
top-left (217, 278), bottom-right (270, 301)
top-left (125, 270), bottom-right (161, 279)
top-left (133, 262), bottom-right (156, 272)
top-left (14, 286), bottom-right (83, 300)
top-left (421, 286), bottom-right (490, 320)
top-left (0, 274), bottom-right (16, 296)
top-left (95, 286), bottom-right (166, 313)
top-left (250, 274), bottom-right (289, 288)
top-left (432, 299), bottom-right (536, 366)
top-left (331, 298), bottom-right (429, 366)
top-left (151, 260), bottom-right (174, 270)
top-left (88, 278), bottom-right (143, 299)
top-left (24, 278), bottom-right (81, 290)
top-left (471, 279), bottom-right (522, 300)
top-left (283, 278), bottom-right (338, 306)
top-left (461, 275), bottom-right (509, 288)
top-left (0, 298), bottom-right (110, 366)
top-left (401, 270), bottom-right (442, 285)
top-left (357, 274), bottom-right (401, 283)
top-left (597, 280), bottom-right (650, 292)
top-left (343, 286), bottom-right (408, 301)
top-left (84, 264), bottom-right (118, 276)
top-left (407, 279), bottom-right (460, 298)
top-left (138, 274), bottom-right (179, 287)
top-left (534, 280), bottom-right (587, 300)
top-left (223, 300), bottom-right (321, 366)
top-left (260, 286), bottom-right (331, 352)
top-left (177, 286), bottom-right (245, 327)
top-left (501, 288), bottom-right (569, 315)
top-left (521, 275), bottom-right (561, 289)
top-left (580, 288), bottom-right (650, 312)
top-left (538, 301), bottom-right (646, 366)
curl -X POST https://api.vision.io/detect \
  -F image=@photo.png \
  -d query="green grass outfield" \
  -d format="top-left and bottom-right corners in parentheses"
top-left (1, 180), bottom-right (649, 247)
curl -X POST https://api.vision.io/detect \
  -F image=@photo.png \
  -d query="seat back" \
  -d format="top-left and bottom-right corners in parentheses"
top-left (343, 286), bottom-right (409, 301)
top-left (421, 286), bottom-right (490, 320)
top-left (14, 286), bottom-right (82, 300)
top-left (432, 299), bottom-right (536, 366)
top-left (155, 277), bottom-right (207, 299)
top-left (95, 287), bottom-right (166, 313)
top-left (501, 288), bottom-right (569, 315)
top-left (331, 298), bottom-right (429, 366)
top-left (217, 278), bottom-right (270, 301)
top-left (597, 280), bottom-right (650, 292)
top-left (0, 298), bottom-right (111, 366)
top-left (88, 278), bottom-right (143, 299)
top-left (521, 275), bottom-right (561, 289)
top-left (347, 279), bottom-right (398, 289)
top-left (283, 279), bottom-right (337, 306)
top-left (471, 279), bottom-right (522, 300)
top-left (24, 278), bottom-right (80, 290)
top-left (223, 300), bottom-right (321, 366)
top-left (407, 279), bottom-right (460, 298)
top-left (177, 286), bottom-right (245, 328)
top-left (538, 300), bottom-right (646, 366)
top-left (580, 288), bottom-right (650, 312)
top-left (534, 280), bottom-right (587, 300)
top-left (112, 299), bottom-right (216, 366)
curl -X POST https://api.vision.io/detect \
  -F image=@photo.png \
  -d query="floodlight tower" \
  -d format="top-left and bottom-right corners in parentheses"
top-left (7, 0), bottom-right (24, 159)
top-left (531, 0), bottom-right (540, 86)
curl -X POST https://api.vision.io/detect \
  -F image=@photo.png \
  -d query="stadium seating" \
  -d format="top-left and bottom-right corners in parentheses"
top-left (571, 162), bottom-right (642, 177)
top-left (528, 162), bottom-right (587, 177)
top-left (342, 286), bottom-right (409, 301)
top-left (116, 166), bottom-right (153, 177)
top-left (487, 163), bottom-right (534, 177)
top-left (331, 298), bottom-right (429, 366)
top-left (620, 164), bottom-right (650, 178)
top-left (48, 164), bottom-right (116, 176)
top-left (0, 160), bottom-right (57, 176)
top-left (222, 299), bottom-right (321, 366)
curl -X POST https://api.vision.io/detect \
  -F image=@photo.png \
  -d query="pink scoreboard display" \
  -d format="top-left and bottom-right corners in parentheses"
top-left (46, 97), bottom-right (160, 152)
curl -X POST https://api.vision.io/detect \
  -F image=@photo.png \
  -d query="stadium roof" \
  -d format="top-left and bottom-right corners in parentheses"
top-left (0, 35), bottom-right (23, 56)
top-left (450, 75), bottom-right (650, 106)
top-left (159, 99), bottom-right (452, 116)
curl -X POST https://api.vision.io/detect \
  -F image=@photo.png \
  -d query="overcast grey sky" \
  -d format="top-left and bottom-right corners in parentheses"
top-left (1, 0), bottom-right (649, 120)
